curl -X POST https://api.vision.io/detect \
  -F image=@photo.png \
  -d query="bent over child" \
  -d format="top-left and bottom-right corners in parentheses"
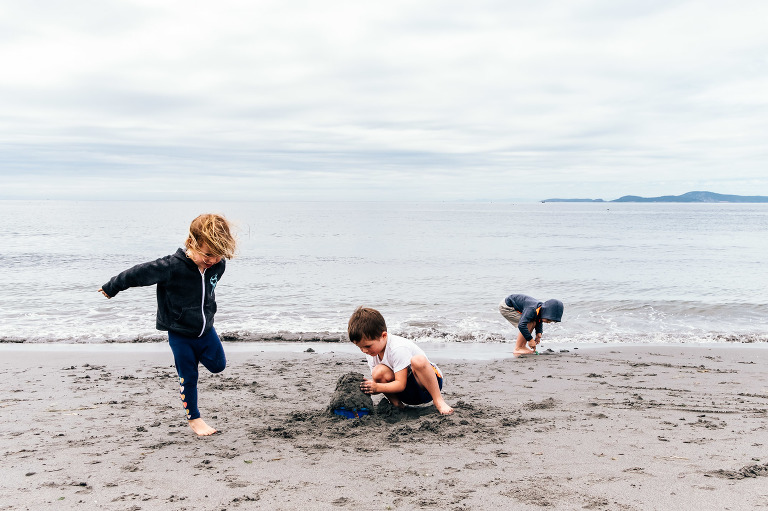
top-left (98, 213), bottom-right (237, 436)
top-left (348, 306), bottom-right (453, 415)
top-left (499, 293), bottom-right (564, 355)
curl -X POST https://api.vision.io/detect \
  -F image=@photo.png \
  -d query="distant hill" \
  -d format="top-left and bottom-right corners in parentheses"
top-left (542, 191), bottom-right (768, 203)
top-left (612, 191), bottom-right (768, 203)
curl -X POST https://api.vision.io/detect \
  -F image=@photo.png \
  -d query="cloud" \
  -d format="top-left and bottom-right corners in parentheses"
top-left (1, 0), bottom-right (767, 200)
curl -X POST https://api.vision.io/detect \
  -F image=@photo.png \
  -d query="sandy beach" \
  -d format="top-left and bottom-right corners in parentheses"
top-left (1, 342), bottom-right (767, 510)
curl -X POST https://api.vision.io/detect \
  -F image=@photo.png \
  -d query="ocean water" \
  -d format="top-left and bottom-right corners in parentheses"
top-left (1, 200), bottom-right (767, 345)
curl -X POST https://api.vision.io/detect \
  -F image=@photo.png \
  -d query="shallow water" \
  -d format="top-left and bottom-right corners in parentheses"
top-left (2, 200), bottom-right (767, 344)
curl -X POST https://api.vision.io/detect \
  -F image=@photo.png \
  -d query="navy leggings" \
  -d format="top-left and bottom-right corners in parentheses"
top-left (168, 327), bottom-right (226, 420)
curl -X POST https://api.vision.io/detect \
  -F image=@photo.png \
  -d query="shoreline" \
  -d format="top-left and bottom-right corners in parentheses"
top-left (2, 343), bottom-right (767, 510)
top-left (1, 339), bottom-right (767, 360)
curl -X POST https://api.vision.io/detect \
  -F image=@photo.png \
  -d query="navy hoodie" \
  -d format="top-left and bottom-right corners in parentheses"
top-left (504, 294), bottom-right (564, 341)
top-left (101, 248), bottom-right (226, 338)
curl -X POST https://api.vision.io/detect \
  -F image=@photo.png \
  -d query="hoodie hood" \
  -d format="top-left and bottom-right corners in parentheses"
top-left (540, 299), bottom-right (564, 322)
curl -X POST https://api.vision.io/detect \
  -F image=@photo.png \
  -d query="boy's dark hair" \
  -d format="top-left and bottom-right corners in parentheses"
top-left (348, 306), bottom-right (387, 343)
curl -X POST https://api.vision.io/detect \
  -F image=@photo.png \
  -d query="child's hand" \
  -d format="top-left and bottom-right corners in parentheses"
top-left (360, 378), bottom-right (378, 395)
top-left (97, 288), bottom-right (111, 299)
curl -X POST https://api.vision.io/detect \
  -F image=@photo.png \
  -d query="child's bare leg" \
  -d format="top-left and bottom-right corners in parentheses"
top-left (514, 325), bottom-right (536, 355)
top-left (188, 418), bottom-right (217, 436)
top-left (410, 356), bottom-right (454, 415)
top-left (371, 364), bottom-right (404, 408)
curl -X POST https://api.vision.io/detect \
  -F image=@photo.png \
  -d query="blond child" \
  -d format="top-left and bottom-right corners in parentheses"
top-left (98, 214), bottom-right (237, 436)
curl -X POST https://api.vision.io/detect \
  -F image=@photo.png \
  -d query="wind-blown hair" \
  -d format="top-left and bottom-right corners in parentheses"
top-left (185, 213), bottom-right (237, 259)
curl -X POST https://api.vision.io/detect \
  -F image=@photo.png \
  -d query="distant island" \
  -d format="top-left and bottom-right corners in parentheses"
top-left (542, 191), bottom-right (768, 203)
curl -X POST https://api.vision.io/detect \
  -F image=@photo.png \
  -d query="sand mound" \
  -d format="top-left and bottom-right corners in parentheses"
top-left (327, 371), bottom-right (373, 415)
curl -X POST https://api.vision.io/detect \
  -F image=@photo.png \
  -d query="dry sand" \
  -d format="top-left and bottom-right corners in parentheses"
top-left (1, 342), bottom-right (767, 510)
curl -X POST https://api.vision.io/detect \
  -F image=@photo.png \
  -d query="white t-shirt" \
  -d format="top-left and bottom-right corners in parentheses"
top-left (367, 334), bottom-right (440, 377)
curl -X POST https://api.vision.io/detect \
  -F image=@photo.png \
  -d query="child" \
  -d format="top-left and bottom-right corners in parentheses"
top-left (98, 213), bottom-right (237, 436)
top-left (348, 306), bottom-right (453, 415)
top-left (499, 294), bottom-right (564, 355)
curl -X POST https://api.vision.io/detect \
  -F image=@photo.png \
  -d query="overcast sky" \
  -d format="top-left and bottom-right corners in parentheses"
top-left (1, 0), bottom-right (766, 201)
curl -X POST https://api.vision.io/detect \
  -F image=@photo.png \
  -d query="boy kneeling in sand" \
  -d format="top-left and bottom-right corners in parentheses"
top-left (348, 307), bottom-right (453, 415)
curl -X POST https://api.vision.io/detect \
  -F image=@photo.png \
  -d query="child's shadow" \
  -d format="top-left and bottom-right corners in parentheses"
top-left (376, 398), bottom-right (435, 423)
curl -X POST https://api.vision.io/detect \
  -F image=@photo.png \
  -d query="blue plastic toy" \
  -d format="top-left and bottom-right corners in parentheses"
top-left (332, 407), bottom-right (370, 419)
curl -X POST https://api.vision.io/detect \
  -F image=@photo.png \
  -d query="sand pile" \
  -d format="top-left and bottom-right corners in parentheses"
top-left (327, 371), bottom-right (373, 417)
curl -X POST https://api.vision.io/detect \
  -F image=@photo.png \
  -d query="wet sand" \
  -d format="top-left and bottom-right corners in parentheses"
top-left (1, 343), bottom-right (767, 510)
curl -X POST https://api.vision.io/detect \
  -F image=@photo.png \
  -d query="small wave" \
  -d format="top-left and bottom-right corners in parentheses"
top-left (219, 328), bottom-right (768, 345)
top-left (393, 327), bottom-right (507, 344)
top-left (220, 331), bottom-right (345, 343)
top-left (104, 334), bottom-right (167, 344)
top-left (0, 337), bottom-right (26, 344)
top-left (5, 328), bottom-right (768, 345)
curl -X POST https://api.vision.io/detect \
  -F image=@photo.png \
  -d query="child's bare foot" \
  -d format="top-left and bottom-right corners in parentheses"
top-left (434, 398), bottom-right (454, 415)
top-left (513, 347), bottom-right (536, 356)
top-left (387, 396), bottom-right (406, 409)
top-left (188, 418), bottom-right (217, 436)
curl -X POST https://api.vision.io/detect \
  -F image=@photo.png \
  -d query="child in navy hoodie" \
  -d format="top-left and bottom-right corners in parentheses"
top-left (98, 213), bottom-right (237, 436)
top-left (499, 294), bottom-right (564, 355)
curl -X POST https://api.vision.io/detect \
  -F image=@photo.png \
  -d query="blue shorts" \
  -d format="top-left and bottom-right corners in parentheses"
top-left (398, 365), bottom-right (443, 405)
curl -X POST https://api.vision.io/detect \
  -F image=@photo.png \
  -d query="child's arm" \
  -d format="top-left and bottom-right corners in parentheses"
top-left (100, 256), bottom-right (172, 298)
top-left (361, 368), bottom-right (408, 395)
top-left (518, 308), bottom-right (537, 341)
top-left (530, 314), bottom-right (544, 349)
